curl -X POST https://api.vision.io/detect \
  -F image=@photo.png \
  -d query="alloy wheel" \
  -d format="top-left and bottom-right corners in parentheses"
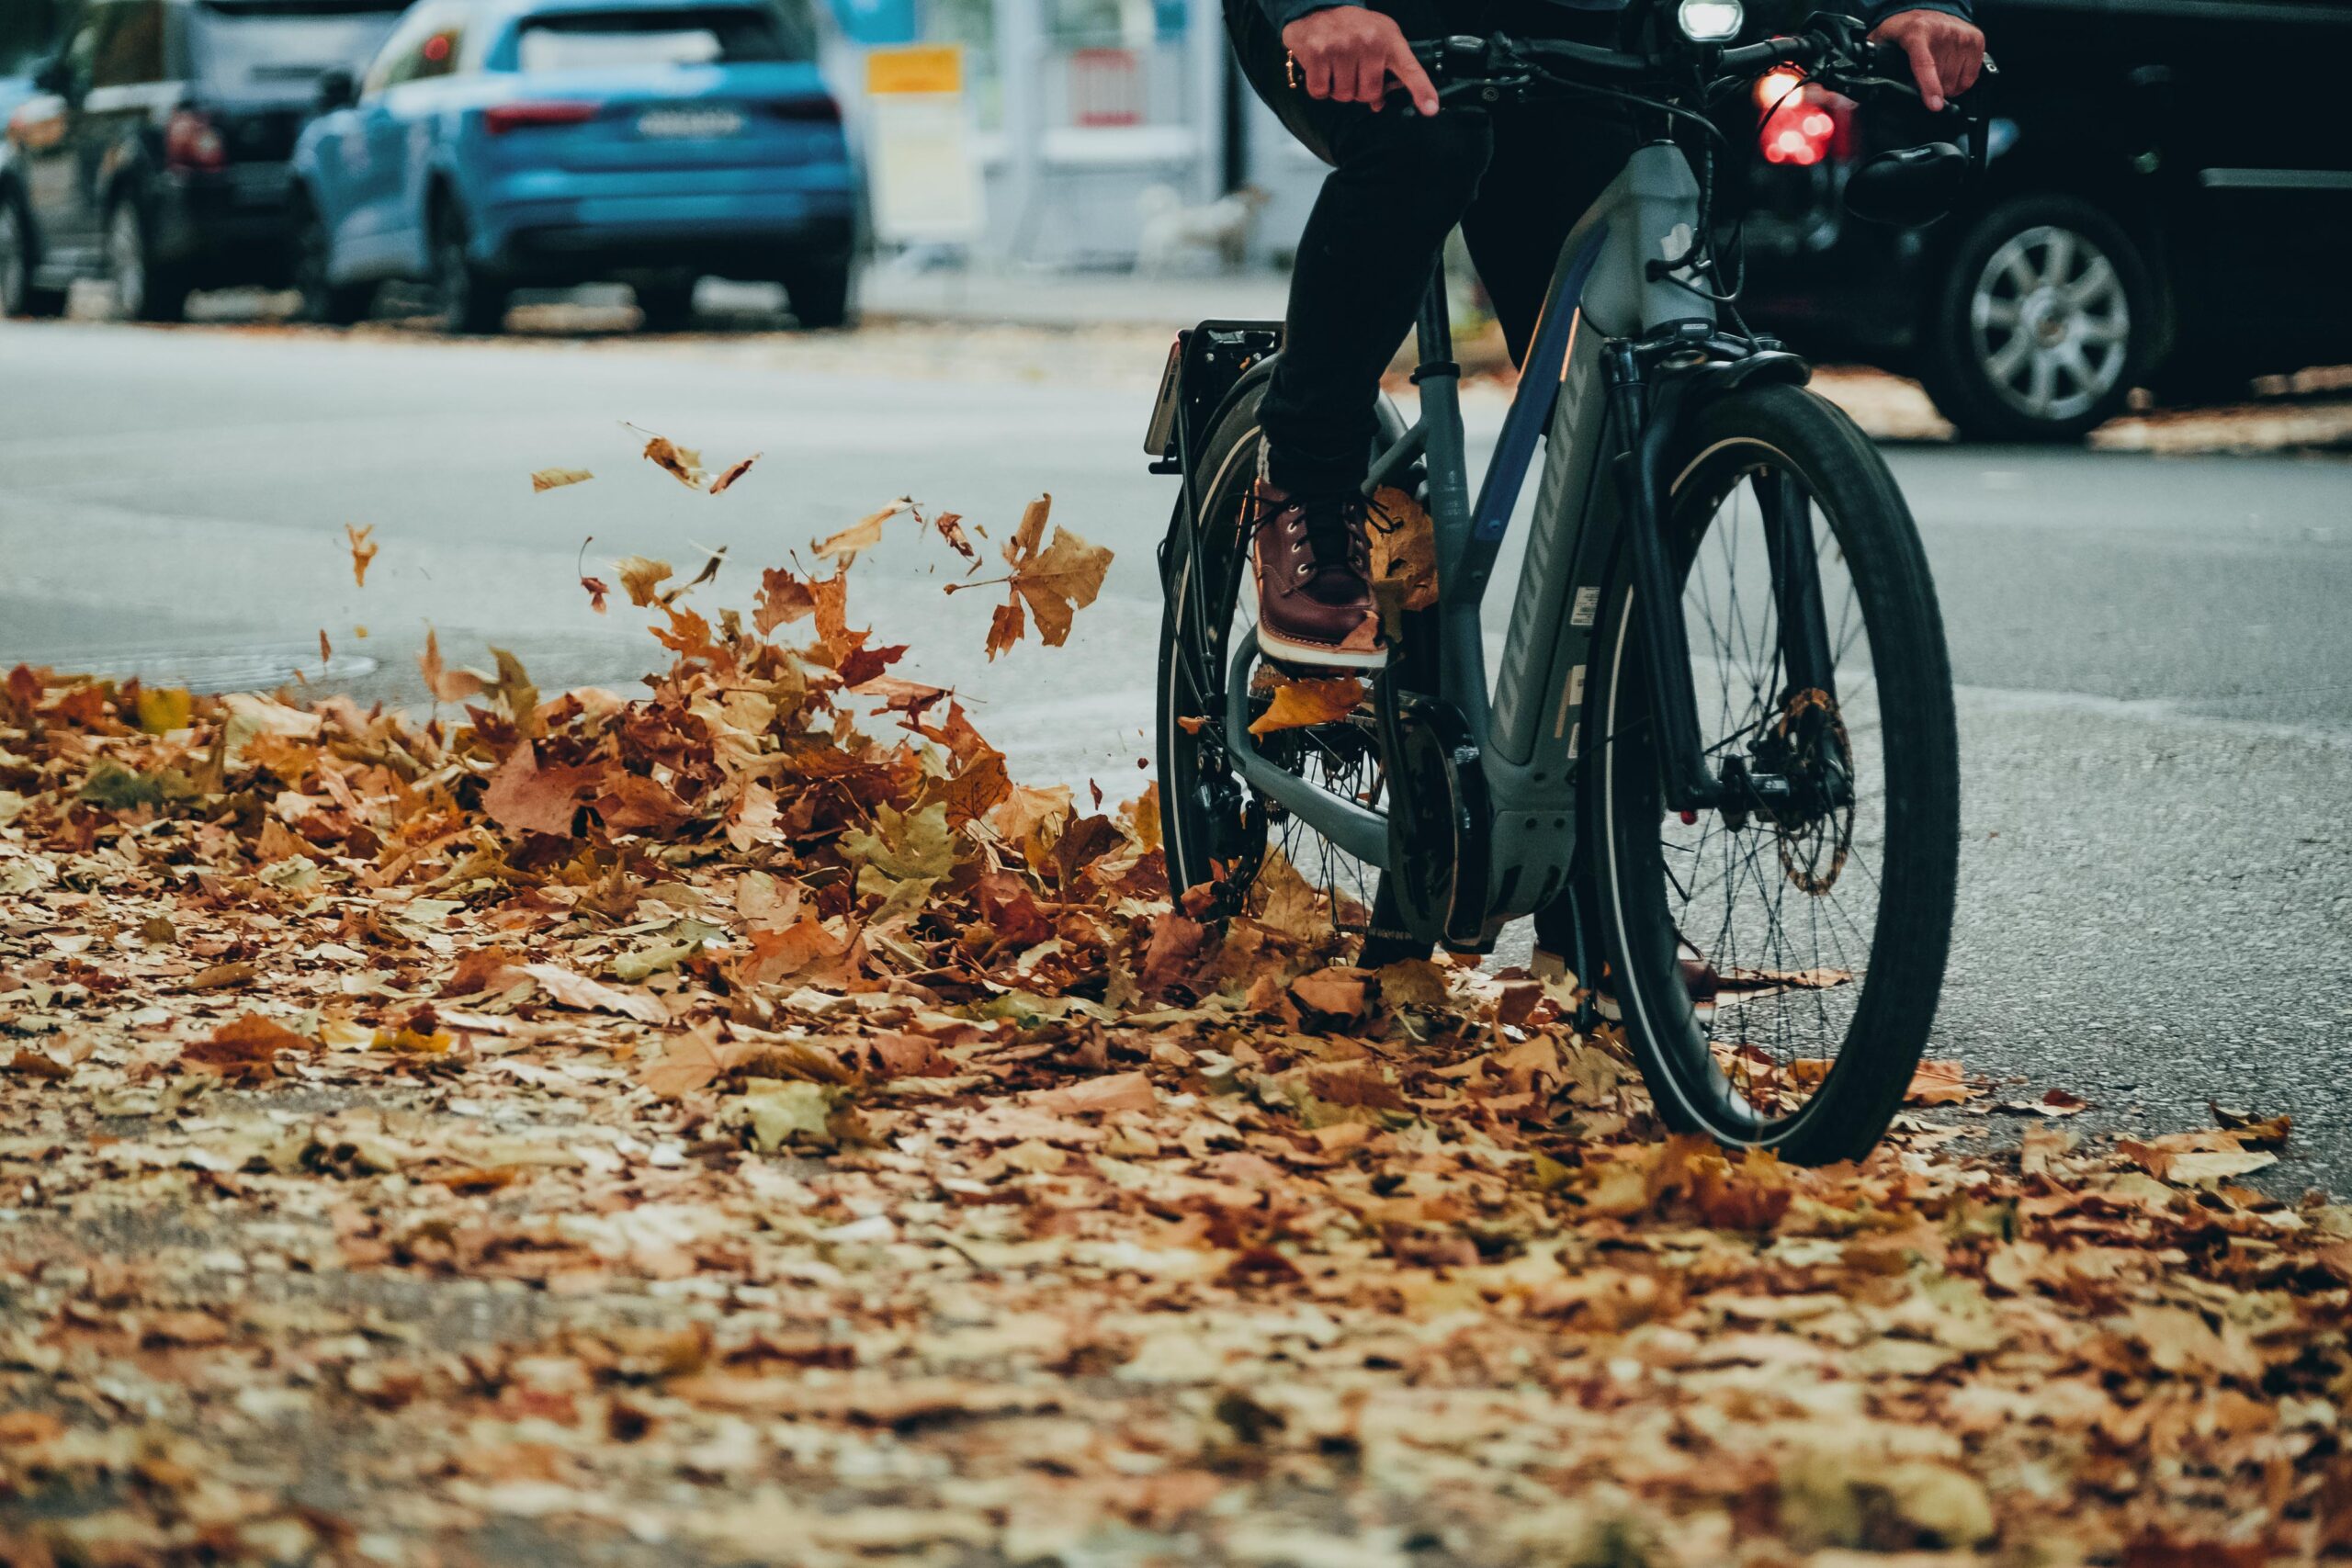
top-left (109, 205), bottom-right (147, 321)
top-left (0, 204), bottom-right (25, 317)
top-left (1967, 223), bottom-right (2132, 425)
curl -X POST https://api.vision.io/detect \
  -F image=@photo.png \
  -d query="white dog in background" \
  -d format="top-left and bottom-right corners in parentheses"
top-left (1136, 184), bottom-right (1272, 276)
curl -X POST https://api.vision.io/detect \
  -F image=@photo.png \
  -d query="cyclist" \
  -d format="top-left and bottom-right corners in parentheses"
top-left (1231, 0), bottom-right (1983, 667)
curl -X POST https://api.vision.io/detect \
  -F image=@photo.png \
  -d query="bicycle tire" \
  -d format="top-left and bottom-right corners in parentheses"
top-left (1580, 383), bottom-right (1959, 1162)
top-left (1156, 382), bottom-right (1432, 968)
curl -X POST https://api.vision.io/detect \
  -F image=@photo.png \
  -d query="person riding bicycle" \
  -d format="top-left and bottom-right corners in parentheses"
top-left (1233, 0), bottom-right (1984, 666)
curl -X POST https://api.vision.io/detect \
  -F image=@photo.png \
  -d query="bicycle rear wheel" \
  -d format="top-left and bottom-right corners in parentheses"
top-left (1581, 384), bottom-right (1959, 1162)
top-left (1156, 383), bottom-right (1430, 966)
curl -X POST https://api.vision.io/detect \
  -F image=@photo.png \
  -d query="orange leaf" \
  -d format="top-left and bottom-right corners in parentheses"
top-left (1248, 676), bottom-right (1364, 738)
top-left (639, 432), bottom-right (707, 488)
top-left (345, 524), bottom-right (378, 587)
top-left (814, 498), bottom-right (912, 568)
top-left (754, 567), bottom-right (817, 635)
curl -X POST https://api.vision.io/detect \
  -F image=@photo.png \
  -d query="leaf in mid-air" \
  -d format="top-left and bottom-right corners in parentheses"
top-left (532, 468), bottom-right (594, 492)
top-left (345, 524), bottom-right (379, 587)
top-left (1249, 676), bottom-right (1364, 738)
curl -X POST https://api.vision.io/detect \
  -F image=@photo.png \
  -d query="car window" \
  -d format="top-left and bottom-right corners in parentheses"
top-left (89, 0), bottom-right (167, 87)
top-left (0, 0), bottom-right (72, 78)
top-left (513, 6), bottom-right (811, 71)
top-left (187, 0), bottom-right (408, 96)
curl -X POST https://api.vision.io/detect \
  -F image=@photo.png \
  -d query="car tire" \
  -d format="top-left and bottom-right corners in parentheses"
top-left (294, 198), bottom-right (373, 327)
top-left (0, 197), bottom-right (67, 320)
top-left (783, 257), bottom-right (854, 331)
top-left (434, 201), bottom-right (507, 335)
top-left (634, 276), bottom-right (698, 332)
top-left (1917, 193), bottom-right (2155, 444)
top-left (107, 197), bottom-right (190, 324)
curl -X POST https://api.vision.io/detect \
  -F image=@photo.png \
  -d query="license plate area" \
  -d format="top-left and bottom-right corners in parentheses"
top-left (636, 107), bottom-right (745, 139)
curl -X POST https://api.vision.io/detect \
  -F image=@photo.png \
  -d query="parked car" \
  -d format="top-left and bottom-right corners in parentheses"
top-left (0, 0), bottom-right (410, 321)
top-left (1733, 0), bottom-right (2352, 441)
top-left (288, 0), bottom-right (858, 333)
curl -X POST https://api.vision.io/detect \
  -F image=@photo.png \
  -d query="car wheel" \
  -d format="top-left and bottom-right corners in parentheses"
top-left (783, 257), bottom-right (854, 331)
top-left (294, 200), bottom-right (373, 327)
top-left (634, 276), bottom-right (699, 333)
top-left (1, 198), bottom-right (67, 320)
top-left (1917, 194), bottom-right (2154, 444)
top-left (434, 203), bottom-right (506, 335)
top-left (107, 198), bottom-right (190, 324)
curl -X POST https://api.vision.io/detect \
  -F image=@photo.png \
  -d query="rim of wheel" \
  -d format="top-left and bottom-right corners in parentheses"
top-left (1968, 222), bottom-right (2131, 425)
top-left (109, 206), bottom-right (145, 319)
top-left (1161, 427), bottom-right (1390, 949)
top-left (1600, 440), bottom-right (1893, 1145)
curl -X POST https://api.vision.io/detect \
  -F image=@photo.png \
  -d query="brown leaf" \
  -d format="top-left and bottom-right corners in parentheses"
top-left (1368, 486), bottom-right (1438, 612)
top-left (521, 964), bottom-right (669, 1024)
top-left (532, 468), bottom-right (594, 492)
top-left (1290, 968), bottom-right (1370, 1021)
top-left (640, 433), bottom-right (707, 488)
top-left (420, 628), bottom-right (487, 705)
top-left (617, 556), bottom-right (674, 608)
top-left (1249, 676), bottom-right (1364, 738)
top-left (1905, 1058), bottom-right (1976, 1106)
top-left (984, 598), bottom-right (1024, 661)
top-left (754, 567), bottom-right (817, 634)
top-left (1024, 1071), bottom-right (1157, 1117)
top-left (345, 524), bottom-right (378, 587)
top-left (639, 1025), bottom-right (733, 1100)
top-left (931, 510), bottom-right (977, 562)
top-left (581, 575), bottom-right (610, 614)
top-left (5, 1048), bottom-right (69, 1081)
top-left (481, 745), bottom-right (599, 838)
top-left (184, 1012), bottom-right (314, 1071)
top-left (187, 961), bottom-right (258, 991)
top-left (707, 453), bottom-right (761, 494)
top-left (814, 499), bottom-right (913, 568)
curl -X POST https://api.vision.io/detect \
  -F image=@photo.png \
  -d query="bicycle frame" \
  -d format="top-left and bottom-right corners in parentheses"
top-left (1213, 139), bottom-right (1815, 942)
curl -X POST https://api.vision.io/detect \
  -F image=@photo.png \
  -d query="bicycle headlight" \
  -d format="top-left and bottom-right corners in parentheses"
top-left (1677, 0), bottom-right (1744, 41)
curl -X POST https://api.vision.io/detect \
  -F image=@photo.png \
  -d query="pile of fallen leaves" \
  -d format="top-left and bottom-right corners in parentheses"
top-left (0, 496), bottom-right (2347, 1568)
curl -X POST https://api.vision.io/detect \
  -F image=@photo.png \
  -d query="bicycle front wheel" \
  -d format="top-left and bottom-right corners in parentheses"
top-left (1581, 384), bottom-right (1960, 1162)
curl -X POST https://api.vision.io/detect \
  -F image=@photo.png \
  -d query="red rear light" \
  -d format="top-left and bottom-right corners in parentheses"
top-left (1759, 85), bottom-right (1850, 168)
top-left (483, 101), bottom-right (600, 135)
top-left (764, 94), bottom-right (841, 123)
top-left (164, 108), bottom-right (226, 173)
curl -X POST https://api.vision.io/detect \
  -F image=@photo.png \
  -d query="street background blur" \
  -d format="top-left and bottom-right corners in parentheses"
top-left (3, 0), bottom-right (2350, 1183)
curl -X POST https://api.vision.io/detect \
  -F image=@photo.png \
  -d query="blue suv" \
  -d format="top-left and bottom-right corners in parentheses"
top-left (289, 0), bottom-right (859, 332)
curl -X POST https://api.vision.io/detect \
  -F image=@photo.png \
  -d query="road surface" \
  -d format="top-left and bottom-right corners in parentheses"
top-left (3, 315), bottom-right (2348, 1189)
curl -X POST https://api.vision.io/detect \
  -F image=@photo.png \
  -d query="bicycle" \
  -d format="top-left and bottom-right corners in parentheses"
top-left (1149, 5), bottom-right (1973, 1162)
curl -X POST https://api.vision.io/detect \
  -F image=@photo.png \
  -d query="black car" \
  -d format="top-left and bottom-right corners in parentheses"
top-left (0, 0), bottom-right (406, 321)
top-left (1735, 0), bottom-right (2352, 441)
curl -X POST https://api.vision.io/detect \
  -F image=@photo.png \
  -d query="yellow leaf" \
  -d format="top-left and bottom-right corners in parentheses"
top-left (616, 556), bottom-right (673, 607)
top-left (133, 687), bottom-right (193, 735)
top-left (814, 498), bottom-right (913, 567)
top-left (1249, 676), bottom-right (1364, 738)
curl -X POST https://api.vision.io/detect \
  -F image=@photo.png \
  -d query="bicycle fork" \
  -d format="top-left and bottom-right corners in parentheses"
top-left (1602, 340), bottom-right (1842, 818)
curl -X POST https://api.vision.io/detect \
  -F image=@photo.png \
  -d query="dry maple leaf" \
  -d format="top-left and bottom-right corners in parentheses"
top-left (345, 524), bottom-right (379, 587)
top-left (637, 430), bottom-right (707, 488)
top-left (932, 510), bottom-right (978, 563)
top-left (418, 628), bottom-right (487, 705)
top-left (616, 556), bottom-right (673, 608)
top-left (1368, 486), bottom-right (1438, 612)
top-left (1249, 676), bottom-right (1365, 738)
top-left (707, 453), bottom-right (761, 494)
top-left (533, 468), bottom-right (594, 492)
top-left (753, 566), bottom-right (816, 635)
top-left (580, 574), bottom-right (610, 614)
top-left (814, 499), bottom-right (913, 568)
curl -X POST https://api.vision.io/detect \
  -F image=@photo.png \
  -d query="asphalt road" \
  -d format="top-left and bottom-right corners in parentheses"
top-left (3, 316), bottom-right (2348, 1190)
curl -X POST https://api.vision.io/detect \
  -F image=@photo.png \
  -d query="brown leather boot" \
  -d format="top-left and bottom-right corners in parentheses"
top-left (1248, 479), bottom-right (1385, 669)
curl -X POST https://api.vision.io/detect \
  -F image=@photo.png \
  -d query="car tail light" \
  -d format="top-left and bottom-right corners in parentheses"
top-left (764, 94), bottom-right (841, 123)
top-left (483, 101), bottom-right (600, 136)
top-left (1758, 83), bottom-right (1851, 168)
top-left (164, 108), bottom-right (226, 173)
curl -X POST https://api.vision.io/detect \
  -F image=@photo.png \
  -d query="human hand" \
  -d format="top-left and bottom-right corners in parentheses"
top-left (1868, 8), bottom-right (1985, 113)
top-left (1281, 6), bottom-right (1440, 115)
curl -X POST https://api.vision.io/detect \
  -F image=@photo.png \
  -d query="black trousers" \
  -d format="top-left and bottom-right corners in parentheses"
top-left (1227, 0), bottom-right (1636, 493)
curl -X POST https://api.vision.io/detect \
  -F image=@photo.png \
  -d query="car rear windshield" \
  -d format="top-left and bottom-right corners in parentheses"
top-left (189, 0), bottom-right (409, 96)
top-left (514, 6), bottom-right (814, 71)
